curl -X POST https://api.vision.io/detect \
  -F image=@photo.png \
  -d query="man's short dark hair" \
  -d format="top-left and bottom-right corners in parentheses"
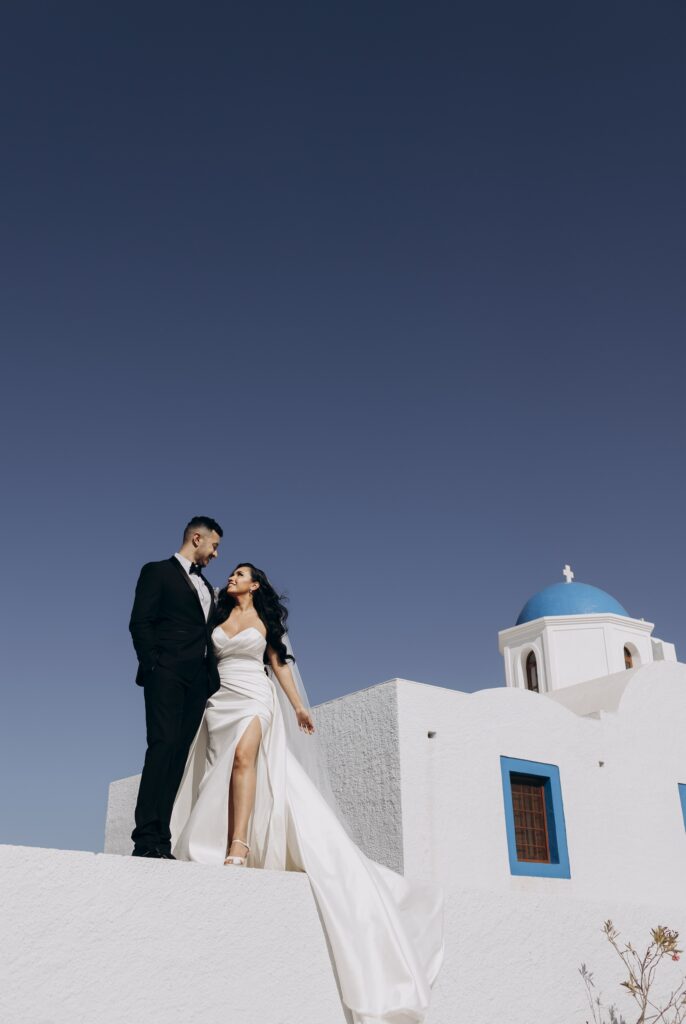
top-left (183, 516), bottom-right (223, 541)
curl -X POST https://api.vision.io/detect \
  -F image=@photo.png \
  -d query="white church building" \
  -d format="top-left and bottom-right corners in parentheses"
top-left (2, 568), bottom-right (685, 1023)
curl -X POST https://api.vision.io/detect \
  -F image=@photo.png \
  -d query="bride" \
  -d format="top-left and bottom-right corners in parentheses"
top-left (171, 563), bottom-right (444, 1024)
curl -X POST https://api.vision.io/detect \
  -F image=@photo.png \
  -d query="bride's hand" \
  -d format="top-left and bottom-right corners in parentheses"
top-left (295, 707), bottom-right (315, 734)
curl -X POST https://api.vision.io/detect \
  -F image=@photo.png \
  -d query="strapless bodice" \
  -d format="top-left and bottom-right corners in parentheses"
top-left (211, 625), bottom-right (268, 665)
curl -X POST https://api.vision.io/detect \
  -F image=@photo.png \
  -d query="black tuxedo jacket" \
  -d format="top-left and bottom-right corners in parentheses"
top-left (129, 557), bottom-right (220, 692)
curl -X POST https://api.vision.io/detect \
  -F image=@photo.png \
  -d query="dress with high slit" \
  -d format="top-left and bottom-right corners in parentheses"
top-left (171, 626), bottom-right (444, 1024)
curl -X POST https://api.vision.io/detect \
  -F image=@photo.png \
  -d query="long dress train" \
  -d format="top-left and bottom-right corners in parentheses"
top-left (171, 626), bottom-right (444, 1024)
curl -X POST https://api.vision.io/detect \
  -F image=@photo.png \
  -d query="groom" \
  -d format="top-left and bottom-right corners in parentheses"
top-left (129, 515), bottom-right (223, 858)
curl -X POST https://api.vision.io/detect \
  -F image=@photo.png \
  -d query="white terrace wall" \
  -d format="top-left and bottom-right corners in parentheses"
top-left (1, 845), bottom-right (684, 1024)
top-left (0, 845), bottom-right (349, 1024)
top-left (7, 663), bottom-right (686, 1023)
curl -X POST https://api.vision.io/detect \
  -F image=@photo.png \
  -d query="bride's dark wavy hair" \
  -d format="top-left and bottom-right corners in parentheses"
top-left (214, 563), bottom-right (294, 666)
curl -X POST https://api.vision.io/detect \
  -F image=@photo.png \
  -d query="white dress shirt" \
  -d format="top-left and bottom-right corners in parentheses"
top-left (174, 553), bottom-right (211, 621)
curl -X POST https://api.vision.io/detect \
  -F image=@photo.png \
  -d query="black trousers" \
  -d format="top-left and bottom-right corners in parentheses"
top-left (131, 663), bottom-right (210, 852)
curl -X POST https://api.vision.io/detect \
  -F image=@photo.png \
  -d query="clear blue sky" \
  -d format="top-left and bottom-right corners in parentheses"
top-left (0, 2), bottom-right (683, 853)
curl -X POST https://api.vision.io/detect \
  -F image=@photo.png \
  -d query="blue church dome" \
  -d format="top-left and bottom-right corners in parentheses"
top-left (515, 582), bottom-right (630, 626)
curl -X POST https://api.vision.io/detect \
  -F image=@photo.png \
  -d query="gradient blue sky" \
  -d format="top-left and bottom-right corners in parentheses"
top-left (0, 2), bottom-right (683, 853)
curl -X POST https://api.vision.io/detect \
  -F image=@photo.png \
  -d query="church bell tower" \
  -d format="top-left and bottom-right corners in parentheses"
top-left (498, 566), bottom-right (676, 694)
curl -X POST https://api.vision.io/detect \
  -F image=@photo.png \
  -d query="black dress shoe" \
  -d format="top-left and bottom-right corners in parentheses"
top-left (132, 846), bottom-right (162, 858)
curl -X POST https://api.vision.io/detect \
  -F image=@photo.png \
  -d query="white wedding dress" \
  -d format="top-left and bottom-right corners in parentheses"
top-left (171, 626), bottom-right (444, 1024)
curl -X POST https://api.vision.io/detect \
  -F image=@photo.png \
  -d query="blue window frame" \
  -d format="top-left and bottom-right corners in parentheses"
top-left (500, 756), bottom-right (571, 879)
top-left (678, 784), bottom-right (686, 830)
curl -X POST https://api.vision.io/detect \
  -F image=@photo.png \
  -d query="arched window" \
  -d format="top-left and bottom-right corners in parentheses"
top-left (526, 651), bottom-right (539, 692)
top-left (624, 645), bottom-right (633, 669)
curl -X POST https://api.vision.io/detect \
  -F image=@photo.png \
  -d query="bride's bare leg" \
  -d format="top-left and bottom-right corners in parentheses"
top-left (227, 716), bottom-right (262, 859)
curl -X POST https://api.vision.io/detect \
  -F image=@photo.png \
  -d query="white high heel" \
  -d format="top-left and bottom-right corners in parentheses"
top-left (224, 838), bottom-right (250, 866)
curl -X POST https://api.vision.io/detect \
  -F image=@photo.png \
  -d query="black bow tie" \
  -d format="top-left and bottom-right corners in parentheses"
top-left (189, 563), bottom-right (203, 576)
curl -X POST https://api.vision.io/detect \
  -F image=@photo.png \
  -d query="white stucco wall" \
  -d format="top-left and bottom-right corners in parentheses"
top-left (545, 668), bottom-right (635, 717)
top-left (315, 679), bottom-right (404, 871)
top-left (653, 637), bottom-right (677, 662)
top-left (0, 845), bottom-right (348, 1024)
top-left (2, 845), bottom-right (684, 1024)
top-left (104, 773), bottom-right (141, 856)
top-left (397, 662), bottom-right (686, 906)
top-left (433, 887), bottom-right (685, 1024)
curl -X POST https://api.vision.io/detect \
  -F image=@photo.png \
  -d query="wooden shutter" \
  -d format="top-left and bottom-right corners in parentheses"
top-left (511, 776), bottom-right (550, 862)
